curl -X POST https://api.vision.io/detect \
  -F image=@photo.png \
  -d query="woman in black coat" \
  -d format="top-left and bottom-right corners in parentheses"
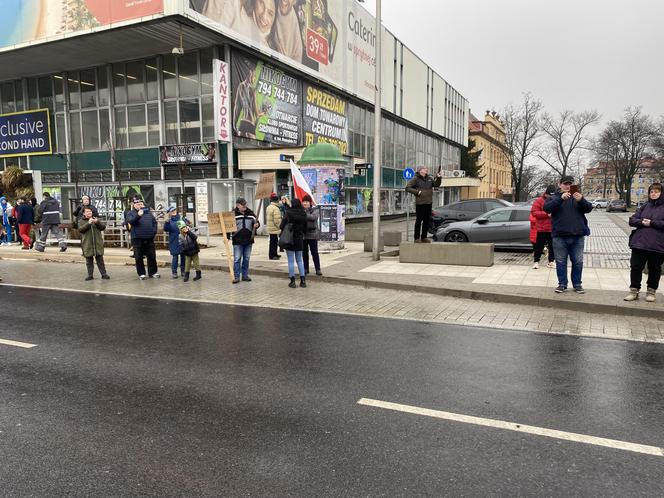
top-left (279, 198), bottom-right (308, 288)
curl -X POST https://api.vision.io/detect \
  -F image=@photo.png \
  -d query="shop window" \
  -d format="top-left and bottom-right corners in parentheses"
top-left (146, 59), bottom-right (159, 101)
top-left (82, 110), bottom-right (99, 150)
top-left (179, 98), bottom-right (201, 143)
top-left (164, 100), bottom-right (179, 144)
top-left (127, 61), bottom-right (146, 104)
top-left (178, 52), bottom-right (200, 98)
top-left (147, 103), bottom-right (160, 146)
top-left (163, 55), bottom-right (177, 99)
top-left (80, 69), bottom-right (97, 108)
top-left (70, 112), bottom-right (82, 152)
top-left (127, 105), bottom-right (147, 147)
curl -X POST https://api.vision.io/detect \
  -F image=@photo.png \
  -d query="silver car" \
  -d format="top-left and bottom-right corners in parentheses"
top-left (592, 198), bottom-right (609, 208)
top-left (433, 206), bottom-right (533, 249)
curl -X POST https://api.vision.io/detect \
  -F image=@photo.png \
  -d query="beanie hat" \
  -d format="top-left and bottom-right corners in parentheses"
top-left (270, 192), bottom-right (279, 201)
top-left (302, 194), bottom-right (313, 203)
top-left (176, 220), bottom-right (187, 230)
top-left (167, 206), bottom-right (177, 213)
top-left (544, 185), bottom-right (556, 195)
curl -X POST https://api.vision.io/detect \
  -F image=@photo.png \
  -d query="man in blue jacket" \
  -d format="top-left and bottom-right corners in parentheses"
top-left (125, 197), bottom-right (159, 280)
top-left (544, 175), bottom-right (593, 294)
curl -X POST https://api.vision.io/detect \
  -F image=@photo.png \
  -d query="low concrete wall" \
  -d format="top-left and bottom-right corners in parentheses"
top-left (364, 233), bottom-right (384, 252)
top-left (346, 226), bottom-right (371, 242)
top-left (399, 241), bottom-right (494, 267)
top-left (383, 231), bottom-right (402, 246)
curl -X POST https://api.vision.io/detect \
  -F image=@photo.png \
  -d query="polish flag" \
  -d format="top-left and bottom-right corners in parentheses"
top-left (290, 160), bottom-right (316, 205)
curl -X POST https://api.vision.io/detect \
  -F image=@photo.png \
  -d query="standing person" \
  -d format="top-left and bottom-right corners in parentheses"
top-left (177, 221), bottom-right (202, 282)
top-left (73, 195), bottom-right (98, 225)
top-left (531, 185), bottom-right (556, 269)
top-left (125, 197), bottom-right (160, 280)
top-left (302, 194), bottom-right (322, 276)
top-left (266, 192), bottom-right (282, 260)
top-left (232, 197), bottom-right (259, 284)
top-left (624, 183), bottom-right (664, 302)
top-left (0, 196), bottom-right (13, 245)
top-left (278, 195), bottom-right (290, 253)
top-left (405, 167), bottom-right (442, 243)
top-left (78, 207), bottom-right (110, 281)
top-left (279, 197), bottom-right (307, 288)
top-left (15, 197), bottom-right (35, 250)
top-left (35, 192), bottom-right (67, 252)
top-left (544, 176), bottom-right (593, 294)
top-left (163, 206), bottom-right (188, 278)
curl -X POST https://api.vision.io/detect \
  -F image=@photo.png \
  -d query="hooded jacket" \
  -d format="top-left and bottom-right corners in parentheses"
top-left (78, 217), bottom-right (106, 257)
top-left (163, 215), bottom-right (188, 255)
top-left (543, 192), bottom-right (593, 237)
top-left (266, 201), bottom-right (282, 235)
top-left (178, 229), bottom-right (200, 257)
top-left (1, 197), bottom-right (13, 225)
top-left (125, 207), bottom-right (158, 240)
top-left (531, 195), bottom-right (553, 233)
top-left (628, 196), bottom-right (664, 254)
top-left (38, 197), bottom-right (61, 225)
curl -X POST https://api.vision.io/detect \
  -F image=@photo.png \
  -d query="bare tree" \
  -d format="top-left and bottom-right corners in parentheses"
top-left (520, 164), bottom-right (559, 200)
top-left (597, 107), bottom-right (657, 206)
top-left (501, 92), bottom-right (543, 201)
top-left (538, 110), bottom-right (601, 178)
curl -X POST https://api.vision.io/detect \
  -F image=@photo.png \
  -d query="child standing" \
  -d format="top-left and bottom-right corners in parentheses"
top-left (78, 207), bottom-right (110, 281)
top-left (177, 221), bottom-right (202, 282)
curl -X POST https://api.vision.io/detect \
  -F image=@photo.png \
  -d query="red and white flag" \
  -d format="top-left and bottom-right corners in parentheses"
top-left (290, 160), bottom-right (316, 205)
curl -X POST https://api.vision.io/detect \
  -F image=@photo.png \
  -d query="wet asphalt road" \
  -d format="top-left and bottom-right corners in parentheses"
top-left (1, 287), bottom-right (663, 497)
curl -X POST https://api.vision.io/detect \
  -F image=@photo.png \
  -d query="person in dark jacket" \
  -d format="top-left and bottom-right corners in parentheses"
top-left (35, 192), bottom-right (67, 252)
top-left (78, 206), bottom-right (110, 281)
top-left (301, 194), bottom-right (322, 276)
top-left (73, 195), bottom-right (99, 225)
top-left (125, 197), bottom-right (159, 280)
top-left (530, 185), bottom-right (556, 269)
top-left (405, 167), bottom-right (442, 243)
top-left (177, 221), bottom-right (202, 282)
top-left (231, 197), bottom-right (260, 284)
top-left (280, 198), bottom-right (308, 288)
top-left (544, 175), bottom-right (593, 294)
top-left (624, 183), bottom-right (664, 302)
top-left (163, 206), bottom-right (188, 278)
top-left (15, 197), bottom-right (35, 250)
top-left (0, 196), bottom-right (12, 245)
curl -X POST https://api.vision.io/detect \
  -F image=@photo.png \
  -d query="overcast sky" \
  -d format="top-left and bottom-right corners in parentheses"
top-left (362, 0), bottom-right (664, 126)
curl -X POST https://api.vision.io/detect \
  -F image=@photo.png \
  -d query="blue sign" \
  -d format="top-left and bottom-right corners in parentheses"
top-left (0, 109), bottom-right (52, 158)
top-left (403, 168), bottom-right (415, 180)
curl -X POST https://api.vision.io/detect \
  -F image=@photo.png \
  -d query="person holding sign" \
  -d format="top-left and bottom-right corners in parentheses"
top-left (405, 167), bottom-right (442, 243)
top-left (232, 198), bottom-right (260, 284)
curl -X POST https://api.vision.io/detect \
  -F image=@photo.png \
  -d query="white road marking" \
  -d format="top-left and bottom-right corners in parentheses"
top-left (357, 398), bottom-right (664, 457)
top-left (0, 338), bottom-right (37, 349)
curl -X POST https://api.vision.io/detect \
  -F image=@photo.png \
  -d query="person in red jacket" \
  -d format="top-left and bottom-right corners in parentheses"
top-left (530, 185), bottom-right (556, 269)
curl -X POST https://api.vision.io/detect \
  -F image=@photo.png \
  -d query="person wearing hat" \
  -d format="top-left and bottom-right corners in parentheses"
top-left (405, 167), bottom-right (442, 242)
top-left (624, 182), bottom-right (664, 302)
top-left (232, 197), bottom-right (260, 283)
top-left (125, 197), bottom-right (160, 280)
top-left (163, 206), bottom-right (189, 278)
top-left (544, 175), bottom-right (593, 293)
top-left (35, 192), bottom-right (67, 252)
top-left (266, 192), bottom-right (282, 260)
top-left (177, 220), bottom-right (202, 282)
top-left (530, 185), bottom-right (557, 269)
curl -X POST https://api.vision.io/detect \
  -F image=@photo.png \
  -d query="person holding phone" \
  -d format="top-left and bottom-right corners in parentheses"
top-left (405, 167), bottom-right (442, 243)
top-left (544, 175), bottom-right (593, 294)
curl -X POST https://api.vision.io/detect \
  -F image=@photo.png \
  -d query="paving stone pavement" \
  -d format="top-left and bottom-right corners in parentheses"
top-left (2, 259), bottom-right (662, 344)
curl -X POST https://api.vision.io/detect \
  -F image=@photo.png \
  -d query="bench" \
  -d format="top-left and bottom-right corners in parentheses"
top-left (399, 241), bottom-right (494, 267)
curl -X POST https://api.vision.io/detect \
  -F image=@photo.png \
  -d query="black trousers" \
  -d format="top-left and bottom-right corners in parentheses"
top-left (269, 234), bottom-right (279, 258)
top-left (414, 204), bottom-right (432, 241)
top-left (133, 238), bottom-right (158, 276)
top-left (303, 239), bottom-right (321, 273)
top-left (630, 248), bottom-right (664, 290)
top-left (85, 255), bottom-right (107, 277)
top-left (533, 232), bottom-right (554, 263)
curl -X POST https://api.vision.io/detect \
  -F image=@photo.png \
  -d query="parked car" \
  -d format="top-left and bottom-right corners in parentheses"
top-left (433, 206), bottom-right (533, 249)
top-left (592, 198), bottom-right (609, 208)
top-left (606, 199), bottom-right (627, 212)
top-left (429, 198), bottom-right (513, 234)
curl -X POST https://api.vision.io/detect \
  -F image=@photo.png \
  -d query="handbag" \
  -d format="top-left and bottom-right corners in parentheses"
top-left (278, 223), bottom-right (294, 249)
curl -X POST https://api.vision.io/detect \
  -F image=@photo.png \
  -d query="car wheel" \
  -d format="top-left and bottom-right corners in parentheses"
top-left (445, 231), bottom-right (468, 243)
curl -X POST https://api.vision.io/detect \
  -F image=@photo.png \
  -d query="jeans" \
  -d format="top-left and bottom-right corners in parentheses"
top-left (269, 234), bottom-right (279, 258)
top-left (630, 248), bottom-right (664, 290)
top-left (233, 243), bottom-right (252, 279)
top-left (171, 254), bottom-right (185, 275)
top-left (303, 239), bottom-right (320, 273)
top-left (286, 250), bottom-right (305, 277)
top-left (552, 236), bottom-right (585, 288)
top-left (414, 204), bottom-right (432, 240)
top-left (133, 238), bottom-right (158, 276)
top-left (1, 222), bottom-right (11, 243)
top-left (533, 232), bottom-right (554, 263)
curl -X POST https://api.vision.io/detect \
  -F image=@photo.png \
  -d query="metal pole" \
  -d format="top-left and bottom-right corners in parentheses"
top-left (371, 0), bottom-right (382, 261)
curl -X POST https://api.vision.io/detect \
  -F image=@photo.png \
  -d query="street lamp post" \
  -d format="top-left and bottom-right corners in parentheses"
top-left (371, 0), bottom-right (382, 261)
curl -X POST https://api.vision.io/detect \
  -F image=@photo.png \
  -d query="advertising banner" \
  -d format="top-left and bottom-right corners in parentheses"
top-left (1, 0), bottom-right (164, 49)
top-left (188, 0), bottom-right (377, 103)
top-left (159, 143), bottom-right (217, 165)
top-left (213, 59), bottom-right (231, 142)
top-left (0, 109), bottom-right (51, 158)
top-left (231, 53), bottom-right (302, 146)
top-left (303, 84), bottom-right (348, 155)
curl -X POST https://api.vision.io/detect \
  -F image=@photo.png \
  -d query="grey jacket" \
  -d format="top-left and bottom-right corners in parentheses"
top-left (304, 207), bottom-right (320, 240)
top-left (39, 198), bottom-right (61, 225)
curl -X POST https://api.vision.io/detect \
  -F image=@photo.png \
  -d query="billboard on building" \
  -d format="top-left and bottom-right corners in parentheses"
top-left (159, 143), bottom-right (217, 164)
top-left (213, 60), bottom-right (232, 142)
top-left (303, 84), bottom-right (348, 155)
top-left (0, 0), bottom-right (164, 49)
top-left (0, 109), bottom-right (52, 158)
top-left (231, 52), bottom-right (302, 146)
top-left (187, 0), bottom-right (377, 102)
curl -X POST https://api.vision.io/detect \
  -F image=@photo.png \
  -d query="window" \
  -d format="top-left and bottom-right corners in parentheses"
top-left (69, 112), bottom-right (82, 152)
top-left (81, 110), bottom-right (99, 150)
top-left (127, 105), bottom-right (147, 147)
top-left (485, 209), bottom-right (512, 223)
top-left (80, 69), bottom-right (97, 108)
top-left (68, 72), bottom-right (81, 110)
top-left (126, 61), bottom-right (146, 104)
top-left (460, 201), bottom-right (483, 212)
top-left (178, 52), bottom-right (199, 97)
top-left (179, 98), bottom-right (201, 143)
top-left (511, 209), bottom-right (531, 222)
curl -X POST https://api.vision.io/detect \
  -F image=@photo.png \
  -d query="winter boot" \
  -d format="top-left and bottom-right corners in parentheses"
top-left (646, 288), bottom-right (657, 302)
top-left (183, 272), bottom-right (190, 282)
top-left (193, 270), bottom-right (202, 281)
top-left (623, 288), bottom-right (639, 301)
top-left (288, 277), bottom-right (296, 288)
top-left (300, 276), bottom-right (307, 288)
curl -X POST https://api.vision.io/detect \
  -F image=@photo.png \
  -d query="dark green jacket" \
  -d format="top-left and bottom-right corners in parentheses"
top-left (406, 174), bottom-right (442, 205)
top-left (78, 218), bottom-right (106, 257)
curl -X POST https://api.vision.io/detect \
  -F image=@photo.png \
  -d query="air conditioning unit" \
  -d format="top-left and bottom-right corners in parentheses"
top-left (452, 170), bottom-right (466, 178)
